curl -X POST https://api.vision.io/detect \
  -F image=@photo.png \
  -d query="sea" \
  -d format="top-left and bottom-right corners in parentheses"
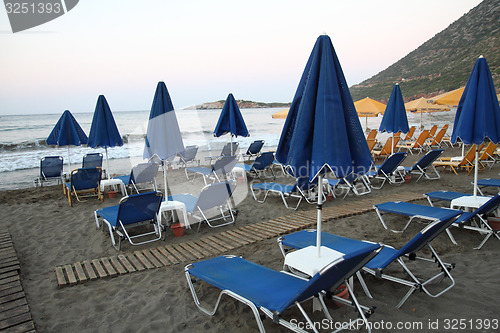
top-left (0, 107), bottom-right (457, 191)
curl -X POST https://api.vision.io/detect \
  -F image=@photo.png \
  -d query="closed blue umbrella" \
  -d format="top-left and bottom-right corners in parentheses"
top-left (276, 35), bottom-right (372, 256)
top-left (88, 95), bottom-right (123, 179)
top-left (451, 56), bottom-right (500, 197)
top-left (47, 110), bottom-right (88, 172)
top-left (379, 83), bottom-right (409, 153)
top-left (214, 93), bottom-right (249, 155)
top-left (143, 82), bottom-right (185, 195)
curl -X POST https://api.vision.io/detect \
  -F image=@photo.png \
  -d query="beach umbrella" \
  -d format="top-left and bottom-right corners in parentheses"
top-left (214, 93), bottom-right (249, 155)
top-left (143, 82), bottom-right (185, 196)
top-left (88, 95), bottom-right (123, 179)
top-left (429, 87), bottom-right (465, 107)
top-left (276, 35), bottom-right (372, 257)
top-left (405, 97), bottom-right (451, 130)
top-left (354, 97), bottom-right (386, 131)
top-left (451, 56), bottom-right (500, 198)
top-left (46, 110), bottom-right (88, 172)
top-left (379, 83), bottom-right (409, 153)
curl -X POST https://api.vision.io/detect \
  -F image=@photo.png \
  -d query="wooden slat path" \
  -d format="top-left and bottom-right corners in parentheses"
top-left (54, 191), bottom-right (423, 287)
top-left (0, 232), bottom-right (36, 332)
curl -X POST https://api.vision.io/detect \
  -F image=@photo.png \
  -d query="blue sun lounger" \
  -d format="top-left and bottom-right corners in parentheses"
top-left (278, 209), bottom-right (461, 308)
top-left (366, 152), bottom-right (407, 189)
top-left (186, 156), bottom-right (238, 185)
top-left (235, 151), bottom-right (275, 179)
top-left (374, 201), bottom-right (462, 235)
top-left (424, 190), bottom-right (473, 206)
top-left (167, 181), bottom-right (237, 231)
top-left (94, 191), bottom-right (163, 250)
top-left (476, 178), bottom-right (500, 195)
top-left (251, 177), bottom-right (320, 209)
top-left (375, 195), bottom-right (500, 249)
top-left (403, 149), bottom-right (444, 182)
top-left (185, 243), bottom-right (382, 332)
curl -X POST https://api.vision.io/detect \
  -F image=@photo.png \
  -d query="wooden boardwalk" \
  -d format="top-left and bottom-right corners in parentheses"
top-left (0, 232), bottom-right (36, 332)
top-left (54, 192), bottom-right (423, 287)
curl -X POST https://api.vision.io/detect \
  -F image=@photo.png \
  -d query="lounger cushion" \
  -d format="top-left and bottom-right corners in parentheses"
top-left (252, 183), bottom-right (296, 193)
top-left (185, 167), bottom-right (212, 176)
top-left (189, 256), bottom-right (309, 312)
top-left (375, 201), bottom-right (459, 220)
top-left (95, 205), bottom-right (120, 226)
top-left (425, 191), bottom-right (472, 202)
top-left (168, 194), bottom-right (198, 213)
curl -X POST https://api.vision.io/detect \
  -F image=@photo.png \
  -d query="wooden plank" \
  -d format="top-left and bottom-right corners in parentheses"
top-left (3, 320), bottom-right (35, 333)
top-left (73, 262), bottom-right (88, 283)
top-left (191, 240), bottom-right (218, 255)
top-left (133, 251), bottom-right (155, 269)
top-left (157, 247), bottom-right (179, 264)
top-left (91, 259), bottom-right (108, 278)
top-left (0, 271), bottom-right (18, 282)
top-left (109, 256), bottom-right (128, 275)
top-left (0, 280), bottom-right (21, 292)
top-left (219, 231), bottom-right (248, 245)
top-left (0, 312), bottom-right (33, 330)
top-left (178, 242), bottom-right (205, 259)
top-left (230, 229), bottom-right (262, 242)
top-left (0, 297), bottom-right (26, 312)
top-left (100, 257), bottom-right (118, 277)
top-left (185, 241), bottom-right (212, 256)
top-left (149, 249), bottom-right (170, 266)
top-left (54, 267), bottom-right (67, 287)
top-left (0, 304), bottom-right (30, 321)
top-left (64, 265), bottom-right (77, 285)
top-left (82, 260), bottom-right (98, 280)
top-left (164, 245), bottom-right (189, 262)
top-left (124, 254), bottom-right (145, 272)
top-left (117, 255), bottom-right (136, 273)
top-left (0, 291), bottom-right (25, 305)
top-left (239, 227), bottom-right (268, 240)
top-left (170, 244), bottom-right (197, 261)
top-left (249, 224), bottom-right (281, 236)
top-left (0, 275), bottom-right (21, 287)
top-left (225, 230), bottom-right (254, 245)
top-left (209, 235), bottom-right (237, 250)
top-left (141, 250), bottom-right (163, 268)
top-left (199, 237), bottom-right (227, 252)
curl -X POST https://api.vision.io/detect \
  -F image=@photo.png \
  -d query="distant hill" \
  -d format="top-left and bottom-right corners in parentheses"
top-left (186, 100), bottom-right (291, 110)
top-left (349, 0), bottom-right (500, 103)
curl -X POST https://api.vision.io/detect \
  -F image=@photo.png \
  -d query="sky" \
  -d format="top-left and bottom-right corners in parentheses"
top-left (0, 0), bottom-right (483, 115)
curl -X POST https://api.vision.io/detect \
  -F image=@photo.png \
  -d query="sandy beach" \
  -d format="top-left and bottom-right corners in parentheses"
top-left (1, 145), bottom-right (499, 332)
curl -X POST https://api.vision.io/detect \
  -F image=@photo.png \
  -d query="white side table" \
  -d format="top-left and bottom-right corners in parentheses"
top-left (158, 200), bottom-right (190, 229)
top-left (450, 195), bottom-right (491, 211)
top-left (100, 179), bottom-right (127, 196)
top-left (284, 245), bottom-right (344, 277)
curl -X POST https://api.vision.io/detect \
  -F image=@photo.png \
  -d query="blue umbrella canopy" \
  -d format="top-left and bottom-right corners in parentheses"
top-left (451, 56), bottom-right (500, 145)
top-left (47, 110), bottom-right (88, 171)
top-left (88, 95), bottom-right (123, 179)
top-left (276, 35), bottom-right (372, 182)
top-left (275, 35), bottom-right (372, 256)
top-left (47, 110), bottom-right (88, 147)
top-left (214, 93), bottom-right (249, 138)
top-left (143, 82), bottom-right (184, 195)
top-left (88, 95), bottom-right (123, 149)
top-left (451, 56), bottom-right (500, 197)
top-left (379, 83), bottom-right (409, 135)
top-left (143, 82), bottom-right (184, 161)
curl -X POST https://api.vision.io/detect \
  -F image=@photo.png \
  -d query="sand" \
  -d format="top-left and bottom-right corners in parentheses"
top-left (0, 146), bottom-right (499, 332)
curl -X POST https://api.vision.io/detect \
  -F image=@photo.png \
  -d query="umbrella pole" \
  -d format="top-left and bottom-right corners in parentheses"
top-left (391, 133), bottom-right (394, 154)
top-left (105, 148), bottom-right (110, 179)
top-left (316, 174), bottom-right (323, 257)
top-left (67, 147), bottom-right (72, 173)
top-left (163, 160), bottom-right (169, 197)
top-left (474, 147), bottom-right (478, 198)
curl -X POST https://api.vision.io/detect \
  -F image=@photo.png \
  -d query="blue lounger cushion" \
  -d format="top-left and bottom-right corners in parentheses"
top-left (425, 191), bottom-right (473, 202)
top-left (477, 178), bottom-right (500, 187)
top-left (95, 205), bottom-right (120, 227)
top-left (167, 194), bottom-right (198, 213)
top-left (375, 201), bottom-right (459, 220)
top-left (252, 182), bottom-right (296, 193)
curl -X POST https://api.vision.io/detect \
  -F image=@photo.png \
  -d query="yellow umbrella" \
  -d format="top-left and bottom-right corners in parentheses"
top-left (271, 108), bottom-right (289, 119)
top-left (405, 97), bottom-right (450, 130)
top-left (428, 87), bottom-right (465, 106)
top-left (354, 97), bottom-right (385, 130)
